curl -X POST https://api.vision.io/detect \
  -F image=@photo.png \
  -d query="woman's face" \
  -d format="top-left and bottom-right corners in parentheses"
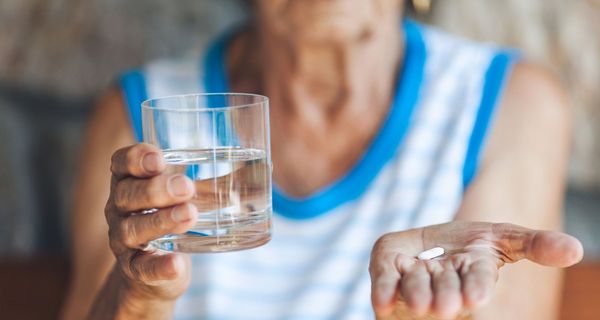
top-left (255, 0), bottom-right (404, 44)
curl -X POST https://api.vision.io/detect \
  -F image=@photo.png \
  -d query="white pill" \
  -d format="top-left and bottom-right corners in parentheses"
top-left (417, 247), bottom-right (445, 260)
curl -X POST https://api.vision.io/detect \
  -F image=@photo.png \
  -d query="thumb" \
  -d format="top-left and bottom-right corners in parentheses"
top-left (493, 223), bottom-right (584, 267)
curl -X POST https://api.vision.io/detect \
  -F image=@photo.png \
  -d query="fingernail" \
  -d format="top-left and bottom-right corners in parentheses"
top-left (168, 175), bottom-right (193, 196)
top-left (172, 204), bottom-right (191, 222)
top-left (142, 153), bottom-right (161, 172)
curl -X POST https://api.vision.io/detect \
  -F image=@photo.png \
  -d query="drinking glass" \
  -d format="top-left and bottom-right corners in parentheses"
top-left (142, 93), bottom-right (272, 253)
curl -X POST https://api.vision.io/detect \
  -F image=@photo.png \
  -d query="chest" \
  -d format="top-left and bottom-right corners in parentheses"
top-left (269, 107), bottom-right (387, 197)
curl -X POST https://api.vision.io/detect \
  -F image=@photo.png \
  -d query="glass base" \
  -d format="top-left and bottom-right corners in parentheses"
top-left (149, 232), bottom-right (271, 253)
top-left (148, 213), bottom-right (271, 253)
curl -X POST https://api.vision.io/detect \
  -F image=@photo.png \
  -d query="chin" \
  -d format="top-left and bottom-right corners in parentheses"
top-left (294, 18), bottom-right (372, 44)
top-left (257, 0), bottom-right (395, 45)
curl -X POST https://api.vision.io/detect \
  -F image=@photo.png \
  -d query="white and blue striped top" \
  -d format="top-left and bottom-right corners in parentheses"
top-left (120, 20), bottom-right (517, 320)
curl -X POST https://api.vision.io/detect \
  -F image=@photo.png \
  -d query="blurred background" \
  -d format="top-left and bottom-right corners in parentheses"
top-left (0, 0), bottom-right (598, 319)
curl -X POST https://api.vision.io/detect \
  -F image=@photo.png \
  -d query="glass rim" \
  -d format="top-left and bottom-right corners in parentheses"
top-left (141, 92), bottom-right (269, 112)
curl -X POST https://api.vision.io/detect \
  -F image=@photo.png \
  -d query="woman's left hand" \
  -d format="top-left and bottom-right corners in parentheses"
top-left (369, 221), bottom-right (583, 319)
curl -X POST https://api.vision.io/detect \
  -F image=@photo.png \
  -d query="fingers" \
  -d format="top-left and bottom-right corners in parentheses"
top-left (526, 231), bottom-right (584, 267)
top-left (371, 252), bottom-right (463, 319)
top-left (399, 263), bottom-right (432, 316)
top-left (491, 223), bottom-right (584, 267)
top-left (367, 221), bottom-right (584, 319)
top-left (128, 253), bottom-right (190, 284)
top-left (459, 258), bottom-right (498, 309)
top-left (111, 143), bottom-right (165, 180)
top-left (369, 252), bottom-right (412, 317)
top-left (114, 203), bottom-right (198, 250)
top-left (429, 260), bottom-right (462, 319)
top-left (114, 174), bottom-right (195, 212)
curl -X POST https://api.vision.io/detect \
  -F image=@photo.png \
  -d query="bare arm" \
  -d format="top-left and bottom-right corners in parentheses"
top-left (61, 88), bottom-right (134, 320)
top-left (369, 63), bottom-right (582, 320)
top-left (62, 87), bottom-right (198, 319)
top-left (459, 63), bottom-right (572, 319)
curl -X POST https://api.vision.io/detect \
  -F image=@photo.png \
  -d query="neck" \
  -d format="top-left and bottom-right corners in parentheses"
top-left (226, 18), bottom-right (406, 196)
top-left (258, 22), bottom-right (403, 122)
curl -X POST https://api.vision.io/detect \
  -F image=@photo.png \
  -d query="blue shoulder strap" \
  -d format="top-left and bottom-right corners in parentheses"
top-left (120, 69), bottom-right (148, 142)
top-left (462, 51), bottom-right (518, 189)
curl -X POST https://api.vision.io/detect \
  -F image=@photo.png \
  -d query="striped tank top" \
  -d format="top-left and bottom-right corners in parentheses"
top-left (121, 20), bottom-right (517, 320)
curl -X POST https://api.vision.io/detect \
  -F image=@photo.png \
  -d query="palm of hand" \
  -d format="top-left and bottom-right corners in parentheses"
top-left (369, 222), bottom-right (583, 319)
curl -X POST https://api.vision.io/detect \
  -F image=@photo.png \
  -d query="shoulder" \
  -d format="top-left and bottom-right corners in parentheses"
top-left (502, 63), bottom-right (570, 123)
top-left (483, 62), bottom-right (571, 169)
top-left (124, 47), bottom-right (217, 104)
top-left (417, 23), bottom-right (512, 90)
top-left (498, 62), bottom-right (570, 146)
top-left (418, 23), bottom-right (570, 143)
top-left (89, 86), bottom-right (134, 144)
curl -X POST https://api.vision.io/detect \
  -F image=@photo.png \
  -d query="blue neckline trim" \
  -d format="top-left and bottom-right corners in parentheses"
top-left (204, 21), bottom-right (426, 219)
top-left (120, 70), bottom-right (148, 142)
top-left (462, 51), bottom-right (517, 189)
top-left (204, 21), bottom-right (427, 219)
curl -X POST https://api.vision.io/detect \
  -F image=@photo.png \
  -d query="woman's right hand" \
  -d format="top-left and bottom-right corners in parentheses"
top-left (104, 143), bottom-right (198, 305)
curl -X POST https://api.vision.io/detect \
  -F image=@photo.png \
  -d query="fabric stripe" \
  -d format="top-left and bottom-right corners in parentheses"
top-left (120, 69), bottom-right (148, 142)
top-left (462, 51), bottom-right (517, 188)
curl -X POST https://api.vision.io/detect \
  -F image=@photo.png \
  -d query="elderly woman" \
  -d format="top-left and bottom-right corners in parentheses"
top-left (62, 1), bottom-right (582, 319)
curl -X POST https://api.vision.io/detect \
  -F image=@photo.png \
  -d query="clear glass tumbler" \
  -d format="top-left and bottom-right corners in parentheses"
top-left (142, 93), bottom-right (272, 253)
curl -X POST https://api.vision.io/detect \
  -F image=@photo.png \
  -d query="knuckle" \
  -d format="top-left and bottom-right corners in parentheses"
top-left (379, 250), bottom-right (398, 262)
top-left (104, 200), bottom-right (116, 220)
top-left (114, 177), bottom-right (169, 212)
top-left (108, 228), bottom-right (126, 254)
top-left (372, 234), bottom-right (393, 254)
top-left (110, 152), bottom-right (121, 173)
top-left (110, 146), bottom-right (130, 173)
top-left (370, 252), bottom-right (397, 275)
top-left (113, 183), bottom-right (131, 211)
top-left (120, 219), bottom-right (139, 248)
top-left (109, 237), bottom-right (123, 255)
top-left (369, 244), bottom-right (398, 276)
top-left (125, 147), bottom-right (141, 174)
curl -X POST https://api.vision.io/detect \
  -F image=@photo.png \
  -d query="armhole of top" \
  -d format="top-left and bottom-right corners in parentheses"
top-left (119, 69), bottom-right (148, 143)
top-left (462, 51), bottom-right (518, 190)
